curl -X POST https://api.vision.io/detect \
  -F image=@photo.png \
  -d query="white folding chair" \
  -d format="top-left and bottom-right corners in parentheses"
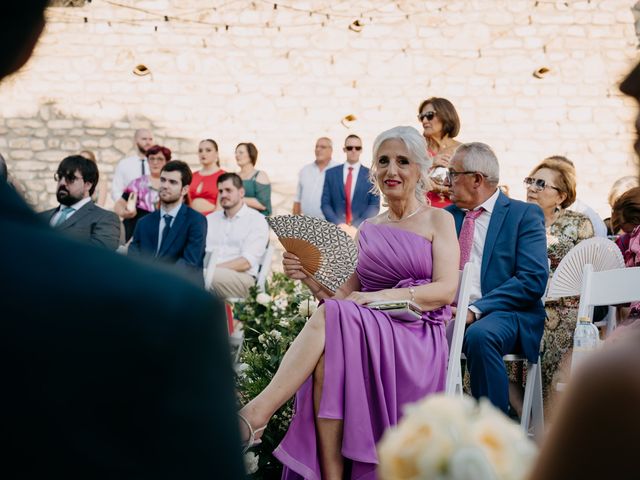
top-left (578, 264), bottom-right (640, 328)
top-left (445, 262), bottom-right (475, 397)
top-left (446, 261), bottom-right (544, 438)
top-left (255, 242), bottom-right (274, 293)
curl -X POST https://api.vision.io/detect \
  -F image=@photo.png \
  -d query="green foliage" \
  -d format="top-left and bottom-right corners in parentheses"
top-left (234, 272), bottom-right (316, 479)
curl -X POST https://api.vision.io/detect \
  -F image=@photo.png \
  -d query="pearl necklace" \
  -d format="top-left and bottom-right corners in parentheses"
top-left (387, 205), bottom-right (422, 223)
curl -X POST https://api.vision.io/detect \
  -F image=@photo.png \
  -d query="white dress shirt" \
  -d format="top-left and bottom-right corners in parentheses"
top-left (466, 188), bottom-right (501, 314)
top-left (111, 155), bottom-right (149, 201)
top-left (205, 203), bottom-right (269, 277)
top-left (295, 160), bottom-right (338, 219)
top-left (342, 162), bottom-right (361, 200)
top-left (157, 203), bottom-right (182, 252)
top-left (49, 196), bottom-right (92, 226)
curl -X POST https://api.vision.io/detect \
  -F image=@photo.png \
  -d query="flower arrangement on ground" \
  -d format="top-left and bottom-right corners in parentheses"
top-left (378, 394), bottom-right (538, 480)
top-left (234, 272), bottom-right (316, 478)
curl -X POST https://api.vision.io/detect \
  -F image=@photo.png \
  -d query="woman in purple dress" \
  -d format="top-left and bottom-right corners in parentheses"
top-left (239, 126), bottom-right (460, 479)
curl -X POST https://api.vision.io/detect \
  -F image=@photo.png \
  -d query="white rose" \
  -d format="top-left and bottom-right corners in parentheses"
top-left (244, 451), bottom-right (259, 474)
top-left (270, 329), bottom-right (282, 341)
top-left (279, 319), bottom-right (290, 328)
top-left (258, 334), bottom-right (266, 344)
top-left (298, 298), bottom-right (318, 317)
top-left (449, 447), bottom-right (498, 480)
top-left (274, 296), bottom-right (289, 310)
top-left (256, 293), bottom-right (272, 305)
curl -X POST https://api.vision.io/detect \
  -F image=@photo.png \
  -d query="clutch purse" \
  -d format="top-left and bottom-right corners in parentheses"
top-left (367, 300), bottom-right (423, 322)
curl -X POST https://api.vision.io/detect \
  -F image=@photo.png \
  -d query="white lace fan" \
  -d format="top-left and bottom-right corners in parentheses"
top-left (547, 237), bottom-right (624, 298)
top-left (266, 215), bottom-right (358, 292)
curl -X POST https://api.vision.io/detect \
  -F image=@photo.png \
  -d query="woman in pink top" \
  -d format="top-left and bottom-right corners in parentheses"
top-left (417, 97), bottom-right (462, 208)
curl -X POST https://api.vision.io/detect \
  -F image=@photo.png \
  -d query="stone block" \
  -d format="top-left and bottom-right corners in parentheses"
top-left (87, 129), bottom-right (107, 136)
top-left (47, 119), bottom-right (74, 130)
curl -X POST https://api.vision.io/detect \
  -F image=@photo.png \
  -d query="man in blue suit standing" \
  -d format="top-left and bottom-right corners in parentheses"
top-left (444, 142), bottom-right (548, 414)
top-left (129, 160), bottom-right (207, 284)
top-left (321, 134), bottom-right (380, 232)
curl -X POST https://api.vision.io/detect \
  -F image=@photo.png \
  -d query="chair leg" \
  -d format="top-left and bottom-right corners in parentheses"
top-left (531, 356), bottom-right (544, 438)
top-left (520, 357), bottom-right (544, 440)
top-left (520, 362), bottom-right (536, 434)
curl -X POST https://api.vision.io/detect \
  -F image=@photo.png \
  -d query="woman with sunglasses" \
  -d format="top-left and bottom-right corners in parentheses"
top-left (509, 156), bottom-right (594, 416)
top-left (417, 97), bottom-right (461, 208)
top-left (236, 142), bottom-right (272, 216)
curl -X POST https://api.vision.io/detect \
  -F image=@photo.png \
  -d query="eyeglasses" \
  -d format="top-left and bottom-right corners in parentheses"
top-left (54, 172), bottom-right (84, 183)
top-left (523, 177), bottom-right (562, 193)
top-left (417, 111), bottom-right (436, 122)
top-left (445, 170), bottom-right (486, 183)
top-left (345, 146), bottom-right (362, 151)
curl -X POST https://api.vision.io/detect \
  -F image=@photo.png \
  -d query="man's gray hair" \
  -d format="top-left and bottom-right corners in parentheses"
top-left (370, 126), bottom-right (432, 203)
top-left (454, 142), bottom-right (500, 185)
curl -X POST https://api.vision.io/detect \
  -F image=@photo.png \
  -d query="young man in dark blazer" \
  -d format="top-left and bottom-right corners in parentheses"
top-left (39, 155), bottom-right (121, 250)
top-left (129, 160), bottom-right (207, 284)
top-left (1, 3), bottom-right (244, 478)
top-left (321, 134), bottom-right (380, 232)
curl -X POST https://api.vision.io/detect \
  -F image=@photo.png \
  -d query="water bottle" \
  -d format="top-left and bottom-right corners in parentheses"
top-left (571, 316), bottom-right (600, 375)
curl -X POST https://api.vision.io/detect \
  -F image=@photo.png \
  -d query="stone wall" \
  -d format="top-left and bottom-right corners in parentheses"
top-left (1, 0), bottom-right (639, 216)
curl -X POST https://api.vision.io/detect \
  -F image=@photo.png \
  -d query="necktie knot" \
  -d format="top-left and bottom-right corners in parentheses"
top-left (54, 206), bottom-right (75, 227)
top-left (163, 214), bottom-right (172, 227)
top-left (465, 207), bottom-right (484, 220)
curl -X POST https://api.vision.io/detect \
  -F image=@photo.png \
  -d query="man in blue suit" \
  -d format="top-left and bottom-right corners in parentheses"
top-left (444, 142), bottom-right (548, 413)
top-left (129, 160), bottom-right (207, 284)
top-left (321, 134), bottom-right (380, 230)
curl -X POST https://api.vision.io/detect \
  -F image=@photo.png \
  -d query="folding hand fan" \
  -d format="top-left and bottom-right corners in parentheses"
top-left (266, 215), bottom-right (358, 292)
top-left (547, 237), bottom-right (625, 298)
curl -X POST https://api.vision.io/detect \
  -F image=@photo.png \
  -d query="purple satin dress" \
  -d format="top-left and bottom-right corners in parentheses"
top-left (273, 222), bottom-right (451, 479)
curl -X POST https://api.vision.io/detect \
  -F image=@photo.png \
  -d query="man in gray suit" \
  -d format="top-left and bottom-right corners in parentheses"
top-left (40, 155), bottom-right (121, 250)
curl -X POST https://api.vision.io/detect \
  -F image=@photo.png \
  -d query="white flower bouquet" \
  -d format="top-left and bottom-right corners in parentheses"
top-left (378, 394), bottom-right (537, 480)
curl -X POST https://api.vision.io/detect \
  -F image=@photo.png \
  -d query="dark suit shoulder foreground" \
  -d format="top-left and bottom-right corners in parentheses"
top-left (39, 201), bottom-right (121, 250)
top-left (1, 183), bottom-right (244, 478)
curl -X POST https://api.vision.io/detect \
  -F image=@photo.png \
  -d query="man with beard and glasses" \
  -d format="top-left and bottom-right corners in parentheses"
top-left (40, 155), bottom-right (121, 250)
top-left (205, 172), bottom-right (269, 299)
top-left (111, 128), bottom-right (154, 201)
top-left (129, 160), bottom-right (207, 284)
top-left (0, 3), bottom-right (244, 477)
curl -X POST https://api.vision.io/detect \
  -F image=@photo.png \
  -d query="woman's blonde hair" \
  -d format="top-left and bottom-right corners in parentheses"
top-left (529, 156), bottom-right (577, 209)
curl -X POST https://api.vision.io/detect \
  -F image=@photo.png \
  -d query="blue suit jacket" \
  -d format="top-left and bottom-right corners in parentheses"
top-left (129, 204), bottom-right (207, 283)
top-left (446, 191), bottom-right (549, 362)
top-left (321, 164), bottom-right (380, 227)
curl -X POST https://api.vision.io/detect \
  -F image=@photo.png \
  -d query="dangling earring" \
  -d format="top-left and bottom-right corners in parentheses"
top-left (554, 205), bottom-right (561, 214)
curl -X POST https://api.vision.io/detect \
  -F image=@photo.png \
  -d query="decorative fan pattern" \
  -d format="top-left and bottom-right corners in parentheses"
top-left (267, 215), bottom-right (359, 292)
top-left (548, 237), bottom-right (625, 298)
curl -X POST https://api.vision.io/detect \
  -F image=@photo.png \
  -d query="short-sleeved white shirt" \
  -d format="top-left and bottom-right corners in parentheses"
top-left (295, 160), bottom-right (338, 219)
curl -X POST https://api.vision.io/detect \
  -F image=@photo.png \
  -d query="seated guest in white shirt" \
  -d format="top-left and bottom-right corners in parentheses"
top-left (206, 173), bottom-right (269, 299)
top-left (293, 137), bottom-right (338, 219)
top-left (39, 155), bottom-right (121, 250)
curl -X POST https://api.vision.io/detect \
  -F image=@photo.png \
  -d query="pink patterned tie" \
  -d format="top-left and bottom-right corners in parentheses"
top-left (459, 208), bottom-right (484, 269)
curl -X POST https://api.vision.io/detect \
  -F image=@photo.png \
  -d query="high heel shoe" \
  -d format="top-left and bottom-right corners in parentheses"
top-left (238, 413), bottom-right (267, 453)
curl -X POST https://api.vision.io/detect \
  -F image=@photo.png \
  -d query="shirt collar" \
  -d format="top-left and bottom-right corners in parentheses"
top-left (161, 203), bottom-right (182, 218)
top-left (60, 196), bottom-right (91, 211)
top-left (476, 188), bottom-right (500, 214)
top-left (224, 202), bottom-right (249, 220)
top-left (344, 161), bottom-right (360, 170)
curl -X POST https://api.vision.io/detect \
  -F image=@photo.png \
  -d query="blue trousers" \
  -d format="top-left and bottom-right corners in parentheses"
top-left (462, 311), bottom-right (519, 413)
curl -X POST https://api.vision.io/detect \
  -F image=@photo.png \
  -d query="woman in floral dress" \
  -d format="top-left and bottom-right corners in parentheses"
top-left (509, 156), bottom-right (594, 413)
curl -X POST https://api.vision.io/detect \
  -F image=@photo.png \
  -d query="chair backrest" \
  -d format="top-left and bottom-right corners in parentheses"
top-left (445, 262), bottom-right (476, 396)
top-left (203, 250), bottom-right (218, 291)
top-left (256, 242), bottom-right (274, 293)
top-left (577, 264), bottom-right (640, 320)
